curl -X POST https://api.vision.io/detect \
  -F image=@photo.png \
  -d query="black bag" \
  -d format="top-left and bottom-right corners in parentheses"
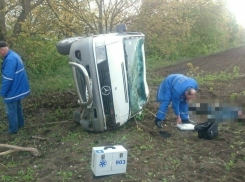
top-left (194, 120), bottom-right (218, 140)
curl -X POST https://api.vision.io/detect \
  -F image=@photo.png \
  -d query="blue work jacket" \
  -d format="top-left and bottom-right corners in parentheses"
top-left (0, 50), bottom-right (30, 103)
top-left (157, 74), bottom-right (198, 116)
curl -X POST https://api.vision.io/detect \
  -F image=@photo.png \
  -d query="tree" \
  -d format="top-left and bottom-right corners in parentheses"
top-left (46, 0), bottom-right (141, 36)
top-left (1, 0), bottom-right (140, 39)
top-left (131, 0), bottom-right (195, 59)
top-left (185, 0), bottom-right (239, 55)
top-left (0, 0), bottom-right (45, 44)
top-left (131, 0), bottom-right (242, 59)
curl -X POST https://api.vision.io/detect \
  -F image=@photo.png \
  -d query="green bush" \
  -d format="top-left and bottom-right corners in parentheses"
top-left (12, 33), bottom-right (68, 78)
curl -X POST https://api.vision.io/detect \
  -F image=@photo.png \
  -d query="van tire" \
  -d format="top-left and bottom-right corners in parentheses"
top-left (56, 37), bottom-right (84, 55)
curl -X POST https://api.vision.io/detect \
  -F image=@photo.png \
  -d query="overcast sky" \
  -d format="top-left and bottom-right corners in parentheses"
top-left (226, 0), bottom-right (245, 27)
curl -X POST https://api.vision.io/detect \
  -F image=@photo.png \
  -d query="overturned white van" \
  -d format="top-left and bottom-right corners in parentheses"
top-left (56, 24), bottom-right (149, 132)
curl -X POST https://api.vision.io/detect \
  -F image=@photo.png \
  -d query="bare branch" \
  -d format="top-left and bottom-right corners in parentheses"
top-left (0, 149), bottom-right (16, 156)
top-left (32, 136), bottom-right (47, 141)
top-left (30, 0), bottom-right (45, 11)
top-left (0, 144), bottom-right (40, 156)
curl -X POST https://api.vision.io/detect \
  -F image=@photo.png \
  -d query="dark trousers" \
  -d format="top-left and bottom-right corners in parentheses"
top-left (5, 100), bottom-right (25, 133)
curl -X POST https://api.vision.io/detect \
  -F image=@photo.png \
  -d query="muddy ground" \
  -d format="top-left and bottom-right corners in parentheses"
top-left (0, 45), bottom-right (245, 182)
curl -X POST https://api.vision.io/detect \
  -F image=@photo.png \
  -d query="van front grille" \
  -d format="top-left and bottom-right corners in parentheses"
top-left (97, 60), bottom-right (116, 126)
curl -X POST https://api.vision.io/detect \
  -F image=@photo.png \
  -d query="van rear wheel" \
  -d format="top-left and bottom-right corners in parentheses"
top-left (56, 37), bottom-right (83, 55)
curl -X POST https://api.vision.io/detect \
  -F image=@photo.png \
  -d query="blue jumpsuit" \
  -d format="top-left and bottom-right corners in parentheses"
top-left (156, 74), bottom-right (198, 121)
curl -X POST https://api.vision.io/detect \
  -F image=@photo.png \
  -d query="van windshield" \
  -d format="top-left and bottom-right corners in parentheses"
top-left (124, 37), bottom-right (147, 115)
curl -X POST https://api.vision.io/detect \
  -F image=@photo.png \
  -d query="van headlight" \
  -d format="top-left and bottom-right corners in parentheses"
top-left (95, 46), bottom-right (107, 64)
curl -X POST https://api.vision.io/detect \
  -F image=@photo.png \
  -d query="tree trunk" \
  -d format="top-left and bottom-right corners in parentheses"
top-left (13, 0), bottom-right (45, 38)
top-left (0, 0), bottom-right (6, 40)
top-left (13, 0), bottom-right (31, 38)
top-left (96, 0), bottom-right (104, 34)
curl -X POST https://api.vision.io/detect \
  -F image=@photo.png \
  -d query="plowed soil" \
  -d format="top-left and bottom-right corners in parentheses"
top-left (0, 45), bottom-right (245, 182)
top-left (156, 45), bottom-right (245, 77)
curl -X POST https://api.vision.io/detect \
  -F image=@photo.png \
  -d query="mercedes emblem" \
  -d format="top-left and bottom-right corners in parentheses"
top-left (101, 86), bottom-right (111, 96)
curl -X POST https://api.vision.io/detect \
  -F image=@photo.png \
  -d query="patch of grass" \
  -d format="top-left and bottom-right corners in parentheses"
top-left (134, 110), bottom-right (146, 121)
top-left (56, 171), bottom-right (73, 181)
top-left (4, 160), bottom-right (20, 168)
top-left (125, 173), bottom-right (137, 180)
top-left (230, 92), bottom-right (239, 99)
top-left (146, 56), bottom-right (183, 70)
top-left (147, 76), bottom-right (163, 86)
top-left (62, 131), bottom-right (83, 142)
top-left (224, 153), bottom-right (236, 171)
top-left (1, 167), bottom-right (35, 182)
top-left (1, 175), bottom-right (16, 182)
top-left (18, 168), bottom-right (35, 181)
top-left (186, 64), bottom-right (241, 84)
top-left (29, 65), bottom-right (74, 96)
top-left (161, 178), bottom-right (168, 182)
top-left (169, 157), bottom-right (181, 171)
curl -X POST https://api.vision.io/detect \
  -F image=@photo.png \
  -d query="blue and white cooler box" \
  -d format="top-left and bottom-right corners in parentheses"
top-left (91, 145), bottom-right (128, 176)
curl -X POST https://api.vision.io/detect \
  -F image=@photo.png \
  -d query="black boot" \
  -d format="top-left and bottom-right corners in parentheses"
top-left (155, 118), bottom-right (163, 128)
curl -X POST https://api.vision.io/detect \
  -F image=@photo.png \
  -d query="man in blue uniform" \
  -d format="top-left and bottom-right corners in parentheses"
top-left (155, 74), bottom-right (198, 128)
top-left (0, 41), bottom-right (30, 134)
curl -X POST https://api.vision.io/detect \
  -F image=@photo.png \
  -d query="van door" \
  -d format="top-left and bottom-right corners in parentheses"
top-left (106, 41), bottom-right (130, 126)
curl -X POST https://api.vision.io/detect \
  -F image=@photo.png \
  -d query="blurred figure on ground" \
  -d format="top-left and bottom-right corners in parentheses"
top-left (189, 102), bottom-right (245, 124)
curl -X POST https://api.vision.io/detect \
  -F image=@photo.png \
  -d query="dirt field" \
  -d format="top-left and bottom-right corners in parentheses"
top-left (1, 45), bottom-right (245, 182)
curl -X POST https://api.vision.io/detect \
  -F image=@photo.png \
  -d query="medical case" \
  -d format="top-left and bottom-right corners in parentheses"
top-left (91, 145), bottom-right (127, 176)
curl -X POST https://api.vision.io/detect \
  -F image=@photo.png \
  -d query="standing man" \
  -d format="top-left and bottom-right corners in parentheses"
top-left (0, 41), bottom-right (30, 134)
top-left (155, 74), bottom-right (198, 128)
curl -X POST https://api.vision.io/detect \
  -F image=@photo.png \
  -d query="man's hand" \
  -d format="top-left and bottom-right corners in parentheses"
top-left (176, 116), bottom-right (182, 124)
top-left (238, 111), bottom-right (245, 119)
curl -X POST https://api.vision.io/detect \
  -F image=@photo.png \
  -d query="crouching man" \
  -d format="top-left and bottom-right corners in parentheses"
top-left (155, 74), bottom-right (198, 128)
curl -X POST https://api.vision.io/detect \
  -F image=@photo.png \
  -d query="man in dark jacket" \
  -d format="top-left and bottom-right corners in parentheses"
top-left (155, 74), bottom-right (198, 128)
top-left (0, 41), bottom-right (30, 134)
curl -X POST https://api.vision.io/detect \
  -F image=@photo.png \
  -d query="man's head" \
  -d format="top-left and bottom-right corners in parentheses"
top-left (0, 41), bottom-right (9, 57)
top-left (185, 88), bottom-right (196, 101)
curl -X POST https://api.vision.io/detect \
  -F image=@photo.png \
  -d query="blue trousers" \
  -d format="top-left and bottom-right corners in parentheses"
top-left (156, 100), bottom-right (189, 121)
top-left (5, 100), bottom-right (25, 133)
